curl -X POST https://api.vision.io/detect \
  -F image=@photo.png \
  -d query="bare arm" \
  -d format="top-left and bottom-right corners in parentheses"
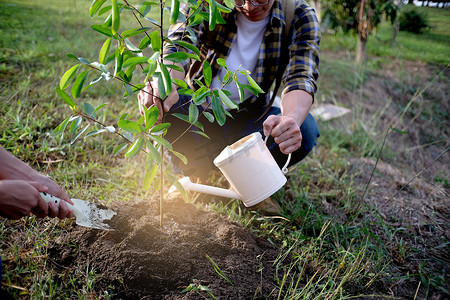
top-left (0, 146), bottom-right (73, 219)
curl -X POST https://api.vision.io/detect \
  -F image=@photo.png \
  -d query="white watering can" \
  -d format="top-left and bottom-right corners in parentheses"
top-left (169, 132), bottom-right (291, 207)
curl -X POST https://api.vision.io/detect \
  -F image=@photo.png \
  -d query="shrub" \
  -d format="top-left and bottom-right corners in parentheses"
top-left (399, 9), bottom-right (429, 34)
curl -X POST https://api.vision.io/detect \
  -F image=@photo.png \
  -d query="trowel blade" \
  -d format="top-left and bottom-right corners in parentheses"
top-left (71, 198), bottom-right (116, 231)
top-left (40, 192), bottom-right (116, 231)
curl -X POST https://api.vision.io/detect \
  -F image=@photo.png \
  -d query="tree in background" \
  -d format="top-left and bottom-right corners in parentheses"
top-left (322, 0), bottom-right (397, 62)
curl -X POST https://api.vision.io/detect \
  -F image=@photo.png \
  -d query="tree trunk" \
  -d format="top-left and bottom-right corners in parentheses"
top-left (310, 0), bottom-right (321, 22)
top-left (356, 33), bottom-right (367, 63)
top-left (392, 0), bottom-right (403, 44)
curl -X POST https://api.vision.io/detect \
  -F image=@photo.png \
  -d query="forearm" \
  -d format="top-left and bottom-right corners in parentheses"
top-left (280, 90), bottom-right (313, 126)
top-left (0, 147), bottom-right (37, 181)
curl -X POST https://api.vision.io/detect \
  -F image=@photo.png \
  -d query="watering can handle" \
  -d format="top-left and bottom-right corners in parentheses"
top-left (264, 135), bottom-right (291, 174)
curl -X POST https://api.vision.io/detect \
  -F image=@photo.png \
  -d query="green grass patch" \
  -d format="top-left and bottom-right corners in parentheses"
top-left (320, 4), bottom-right (450, 66)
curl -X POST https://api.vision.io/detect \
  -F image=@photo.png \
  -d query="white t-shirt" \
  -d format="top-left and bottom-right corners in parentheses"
top-left (210, 12), bottom-right (270, 107)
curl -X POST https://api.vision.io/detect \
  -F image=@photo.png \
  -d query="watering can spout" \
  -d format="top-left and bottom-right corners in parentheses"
top-left (169, 177), bottom-right (242, 200)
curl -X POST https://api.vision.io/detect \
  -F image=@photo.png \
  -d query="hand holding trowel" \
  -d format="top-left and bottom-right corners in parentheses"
top-left (40, 192), bottom-right (116, 230)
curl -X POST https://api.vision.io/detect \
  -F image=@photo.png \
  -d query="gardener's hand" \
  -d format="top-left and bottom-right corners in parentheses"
top-left (263, 115), bottom-right (302, 154)
top-left (138, 81), bottom-right (179, 123)
top-left (28, 172), bottom-right (74, 219)
top-left (0, 180), bottom-right (49, 219)
top-left (0, 180), bottom-right (73, 220)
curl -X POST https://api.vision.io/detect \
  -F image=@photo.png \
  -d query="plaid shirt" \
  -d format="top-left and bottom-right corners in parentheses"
top-left (165, 0), bottom-right (320, 102)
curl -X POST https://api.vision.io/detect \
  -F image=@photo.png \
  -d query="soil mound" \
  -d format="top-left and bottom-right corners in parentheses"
top-left (49, 197), bottom-right (279, 299)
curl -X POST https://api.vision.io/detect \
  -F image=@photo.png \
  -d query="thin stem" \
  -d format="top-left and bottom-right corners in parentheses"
top-left (159, 0), bottom-right (165, 228)
top-left (362, 126), bottom-right (390, 201)
top-left (387, 146), bottom-right (449, 202)
top-left (76, 112), bottom-right (149, 155)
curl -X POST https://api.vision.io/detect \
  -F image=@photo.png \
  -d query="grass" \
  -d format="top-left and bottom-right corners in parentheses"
top-left (320, 4), bottom-right (450, 66)
top-left (1, 0), bottom-right (449, 299)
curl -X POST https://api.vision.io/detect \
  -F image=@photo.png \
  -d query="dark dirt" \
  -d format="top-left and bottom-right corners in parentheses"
top-left (49, 197), bottom-right (280, 299)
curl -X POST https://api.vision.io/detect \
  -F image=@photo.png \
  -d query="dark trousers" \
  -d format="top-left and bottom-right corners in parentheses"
top-left (163, 95), bottom-right (320, 181)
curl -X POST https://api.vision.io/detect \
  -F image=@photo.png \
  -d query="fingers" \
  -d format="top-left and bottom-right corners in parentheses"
top-left (138, 82), bottom-right (165, 123)
top-left (57, 200), bottom-right (72, 219)
top-left (29, 181), bottom-right (73, 219)
top-left (263, 116), bottom-right (302, 154)
top-left (263, 115), bottom-right (280, 137)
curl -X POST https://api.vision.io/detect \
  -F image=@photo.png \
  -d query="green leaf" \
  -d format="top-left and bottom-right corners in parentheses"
top-left (187, 53), bottom-right (201, 61)
top-left (90, 24), bottom-right (113, 37)
top-left (118, 119), bottom-right (141, 133)
top-left (184, 27), bottom-right (197, 43)
top-left (70, 116), bottom-right (82, 134)
top-left (173, 40), bottom-right (201, 57)
top-left (218, 89), bottom-right (238, 109)
top-left (93, 103), bottom-right (108, 115)
top-left (84, 128), bottom-right (107, 139)
top-left (146, 140), bottom-right (162, 163)
top-left (70, 124), bottom-right (90, 144)
top-left (150, 122), bottom-right (171, 134)
top-left (138, 1), bottom-right (155, 16)
top-left (172, 113), bottom-right (204, 131)
top-left (124, 38), bottom-right (141, 52)
top-left (211, 94), bottom-right (226, 126)
top-left (189, 102), bottom-right (199, 124)
top-left (170, 0), bottom-right (180, 24)
top-left (208, 0), bottom-right (217, 30)
top-left (99, 5), bottom-right (112, 16)
top-left (166, 64), bottom-right (184, 73)
top-left (143, 164), bottom-right (158, 190)
top-left (90, 0), bottom-right (107, 17)
top-left (203, 111), bottom-right (214, 123)
top-left (60, 64), bottom-right (80, 90)
top-left (156, 72), bottom-right (166, 99)
top-left (113, 143), bottom-right (128, 156)
top-left (71, 70), bottom-right (89, 99)
top-left (236, 81), bottom-right (245, 102)
top-left (223, 0), bottom-right (234, 9)
top-left (56, 87), bottom-right (77, 110)
top-left (123, 82), bottom-right (133, 97)
top-left (246, 75), bottom-right (264, 93)
top-left (160, 63), bottom-right (172, 95)
top-left (99, 37), bottom-right (112, 64)
top-left (216, 1), bottom-right (233, 12)
top-left (172, 78), bottom-right (187, 89)
top-left (203, 61), bottom-right (212, 87)
top-left (144, 105), bottom-right (159, 130)
top-left (114, 47), bottom-right (124, 76)
top-left (111, 0), bottom-right (120, 35)
top-left (139, 35), bottom-right (151, 49)
top-left (169, 149), bottom-right (188, 165)
top-left (150, 31), bottom-right (161, 52)
top-left (125, 137), bottom-right (144, 157)
top-left (83, 102), bottom-right (96, 117)
top-left (164, 52), bottom-right (190, 64)
top-left (53, 116), bottom-right (71, 134)
top-left (192, 86), bottom-right (210, 105)
top-left (217, 58), bottom-right (227, 68)
top-left (192, 130), bottom-right (210, 139)
top-left (121, 27), bottom-right (152, 39)
top-left (122, 56), bottom-right (149, 69)
top-left (148, 135), bottom-right (173, 150)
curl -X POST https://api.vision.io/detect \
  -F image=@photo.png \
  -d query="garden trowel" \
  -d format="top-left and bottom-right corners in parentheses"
top-left (40, 192), bottom-right (116, 230)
